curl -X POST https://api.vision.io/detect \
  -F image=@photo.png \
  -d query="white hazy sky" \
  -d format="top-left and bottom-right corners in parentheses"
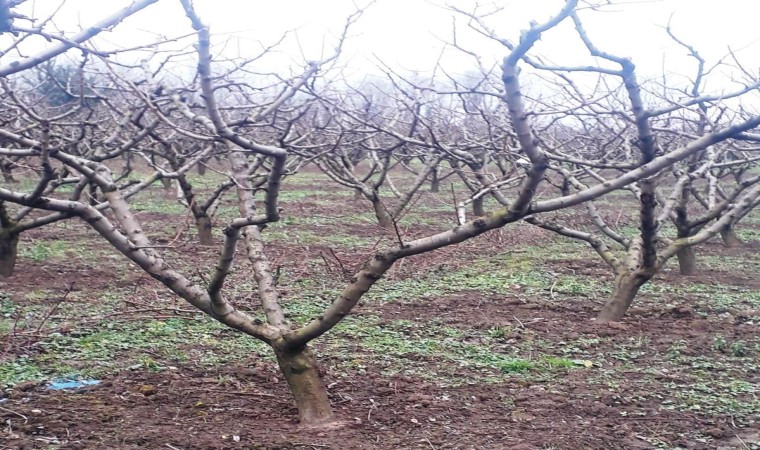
top-left (8, 0), bottom-right (760, 86)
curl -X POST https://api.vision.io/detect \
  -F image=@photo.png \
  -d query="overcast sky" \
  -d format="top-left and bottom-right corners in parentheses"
top-left (7, 1), bottom-right (760, 88)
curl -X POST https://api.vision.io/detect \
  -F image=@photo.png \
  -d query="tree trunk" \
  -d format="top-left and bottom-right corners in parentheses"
top-left (676, 246), bottom-right (697, 276)
top-left (720, 224), bottom-right (743, 248)
top-left (195, 215), bottom-right (214, 245)
top-left (160, 177), bottom-right (172, 191)
top-left (372, 199), bottom-right (393, 228)
top-left (196, 162), bottom-right (207, 176)
top-left (353, 188), bottom-right (363, 200)
top-left (429, 168), bottom-right (440, 193)
top-left (275, 345), bottom-right (334, 426)
top-left (0, 232), bottom-right (19, 277)
top-left (597, 273), bottom-right (647, 322)
top-left (472, 197), bottom-right (485, 217)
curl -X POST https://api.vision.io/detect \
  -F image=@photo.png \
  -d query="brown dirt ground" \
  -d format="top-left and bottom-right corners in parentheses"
top-left (2, 176), bottom-right (760, 449)
top-left (3, 295), bottom-right (758, 450)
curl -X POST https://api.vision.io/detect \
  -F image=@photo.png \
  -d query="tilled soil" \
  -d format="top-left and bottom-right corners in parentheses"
top-left (2, 179), bottom-right (759, 449)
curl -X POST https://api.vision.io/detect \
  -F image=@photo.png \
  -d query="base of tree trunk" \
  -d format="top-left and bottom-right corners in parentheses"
top-left (597, 274), bottom-right (646, 322)
top-left (0, 232), bottom-right (19, 277)
top-left (720, 226), bottom-right (744, 248)
top-left (195, 216), bottom-right (214, 245)
top-left (275, 345), bottom-right (334, 426)
top-left (197, 162), bottom-right (207, 176)
top-left (160, 178), bottom-right (172, 191)
top-left (472, 197), bottom-right (485, 217)
top-left (676, 247), bottom-right (697, 276)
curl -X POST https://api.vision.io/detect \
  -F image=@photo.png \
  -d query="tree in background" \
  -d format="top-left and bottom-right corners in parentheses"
top-left (1, 0), bottom-right (760, 426)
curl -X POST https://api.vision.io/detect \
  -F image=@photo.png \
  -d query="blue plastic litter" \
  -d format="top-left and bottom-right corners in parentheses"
top-left (47, 378), bottom-right (100, 390)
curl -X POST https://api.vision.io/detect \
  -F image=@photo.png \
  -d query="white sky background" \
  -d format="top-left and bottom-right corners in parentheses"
top-left (7, 0), bottom-right (760, 92)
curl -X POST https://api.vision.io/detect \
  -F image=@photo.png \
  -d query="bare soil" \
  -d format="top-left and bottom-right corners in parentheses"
top-left (2, 175), bottom-right (759, 449)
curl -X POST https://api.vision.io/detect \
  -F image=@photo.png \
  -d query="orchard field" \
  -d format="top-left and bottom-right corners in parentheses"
top-left (2, 0), bottom-right (760, 449)
top-left (2, 168), bottom-right (759, 449)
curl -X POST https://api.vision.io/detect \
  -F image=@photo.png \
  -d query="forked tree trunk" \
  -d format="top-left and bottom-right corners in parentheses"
top-left (0, 232), bottom-right (19, 277)
top-left (472, 197), bottom-right (485, 217)
top-left (676, 246), bottom-right (697, 276)
top-left (275, 345), bottom-right (334, 426)
top-left (195, 215), bottom-right (213, 245)
top-left (597, 273), bottom-right (648, 322)
top-left (720, 224), bottom-right (743, 248)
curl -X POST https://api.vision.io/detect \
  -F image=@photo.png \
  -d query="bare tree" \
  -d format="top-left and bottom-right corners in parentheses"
top-left (3, 0), bottom-right (760, 426)
top-left (515, 12), bottom-right (760, 321)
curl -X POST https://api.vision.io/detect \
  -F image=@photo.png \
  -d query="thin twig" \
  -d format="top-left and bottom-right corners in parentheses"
top-left (389, 213), bottom-right (405, 248)
top-left (34, 282), bottom-right (74, 334)
top-left (201, 388), bottom-right (275, 398)
top-left (0, 405), bottom-right (28, 423)
top-left (328, 247), bottom-right (351, 277)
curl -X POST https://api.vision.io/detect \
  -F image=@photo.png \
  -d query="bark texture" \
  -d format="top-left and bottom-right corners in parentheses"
top-left (597, 273), bottom-right (647, 322)
top-left (275, 345), bottom-right (334, 426)
top-left (0, 232), bottom-right (18, 277)
top-left (676, 246), bottom-right (697, 276)
top-left (371, 198), bottom-right (393, 228)
top-left (472, 197), bottom-right (485, 217)
top-left (720, 225), bottom-right (743, 248)
top-left (195, 215), bottom-right (213, 245)
top-left (430, 168), bottom-right (440, 193)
